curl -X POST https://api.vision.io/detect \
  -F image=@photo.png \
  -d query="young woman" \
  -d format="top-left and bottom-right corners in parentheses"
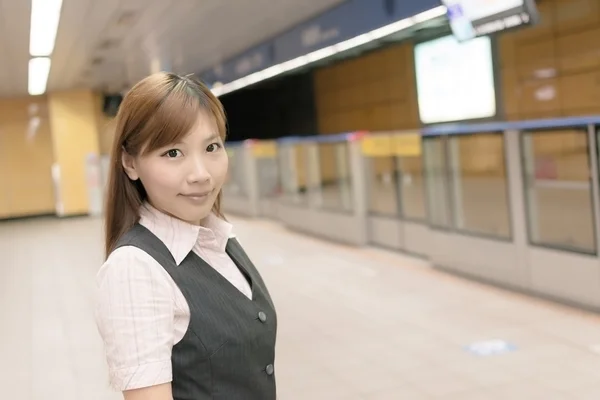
top-left (95, 72), bottom-right (277, 400)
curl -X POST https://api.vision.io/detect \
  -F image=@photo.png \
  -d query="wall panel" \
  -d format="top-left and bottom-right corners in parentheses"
top-left (314, 42), bottom-right (419, 134)
top-left (0, 98), bottom-right (55, 218)
top-left (48, 89), bottom-right (101, 216)
top-left (499, 0), bottom-right (600, 118)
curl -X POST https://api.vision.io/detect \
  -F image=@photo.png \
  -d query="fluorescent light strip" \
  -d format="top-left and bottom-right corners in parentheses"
top-left (30, 0), bottom-right (63, 57)
top-left (29, 57), bottom-right (51, 96)
top-left (28, 0), bottom-right (62, 96)
top-left (211, 5), bottom-right (447, 97)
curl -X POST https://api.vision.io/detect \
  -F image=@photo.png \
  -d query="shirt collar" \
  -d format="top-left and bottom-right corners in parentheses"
top-left (138, 202), bottom-right (234, 266)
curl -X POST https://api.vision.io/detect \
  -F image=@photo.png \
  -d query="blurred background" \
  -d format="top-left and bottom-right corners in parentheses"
top-left (3, 0), bottom-right (600, 398)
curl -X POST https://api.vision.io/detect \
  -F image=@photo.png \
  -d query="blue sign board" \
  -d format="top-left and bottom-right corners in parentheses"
top-left (199, 0), bottom-right (441, 85)
top-left (201, 42), bottom-right (274, 85)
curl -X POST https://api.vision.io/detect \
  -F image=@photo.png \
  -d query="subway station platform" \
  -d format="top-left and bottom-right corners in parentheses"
top-left (3, 215), bottom-right (600, 399)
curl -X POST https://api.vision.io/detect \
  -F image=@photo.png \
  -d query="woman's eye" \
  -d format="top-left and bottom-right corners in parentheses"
top-left (206, 143), bottom-right (222, 153)
top-left (164, 149), bottom-right (182, 158)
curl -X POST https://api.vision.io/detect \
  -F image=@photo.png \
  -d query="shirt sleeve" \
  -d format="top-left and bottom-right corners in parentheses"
top-left (94, 246), bottom-right (175, 391)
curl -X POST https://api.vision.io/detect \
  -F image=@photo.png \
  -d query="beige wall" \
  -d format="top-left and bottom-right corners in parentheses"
top-left (95, 93), bottom-right (117, 155)
top-left (0, 97), bottom-right (55, 218)
top-left (0, 90), bottom-right (112, 219)
top-left (48, 89), bottom-right (101, 216)
top-left (499, 0), bottom-right (600, 119)
top-left (313, 42), bottom-right (420, 134)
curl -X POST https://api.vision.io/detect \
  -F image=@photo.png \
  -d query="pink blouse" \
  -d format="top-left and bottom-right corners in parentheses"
top-left (94, 203), bottom-right (252, 391)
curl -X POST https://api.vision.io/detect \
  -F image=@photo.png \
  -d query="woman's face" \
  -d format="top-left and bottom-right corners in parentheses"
top-left (123, 112), bottom-right (228, 225)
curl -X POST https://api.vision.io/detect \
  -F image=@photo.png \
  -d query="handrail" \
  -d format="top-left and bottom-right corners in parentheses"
top-left (226, 115), bottom-right (600, 144)
top-left (276, 131), bottom-right (357, 144)
top-left (422, 115), bottom-right (600, 136)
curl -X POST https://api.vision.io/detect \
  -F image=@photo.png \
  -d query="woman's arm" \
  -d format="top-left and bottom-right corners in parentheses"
top-left (95, 247), bottom-right (177, 394)
top-left (123, 383), bottom-right (173, 400)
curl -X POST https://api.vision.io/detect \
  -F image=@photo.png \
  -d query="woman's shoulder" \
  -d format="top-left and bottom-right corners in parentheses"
top-left (97, 245), bottom-right (169, 288)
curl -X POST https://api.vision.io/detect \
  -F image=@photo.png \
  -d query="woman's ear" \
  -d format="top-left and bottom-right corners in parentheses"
top-left (121, 148), bottom-right (139, 181)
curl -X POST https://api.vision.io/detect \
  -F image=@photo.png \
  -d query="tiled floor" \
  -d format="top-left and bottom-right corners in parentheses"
top-left (3, 215), bottom-right (600, 399)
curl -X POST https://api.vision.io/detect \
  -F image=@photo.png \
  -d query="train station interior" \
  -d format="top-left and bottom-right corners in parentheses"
top-left (3, 0), bottom-right (600, 398)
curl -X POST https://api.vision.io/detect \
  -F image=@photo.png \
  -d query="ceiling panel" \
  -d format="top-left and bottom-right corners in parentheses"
top-left (49, 0), bottom-right (122, 91)
top-left (0, 3), bottom-right (12, 96)
top-left (0, 0), bottom-right (346, 98)
top-left (0, 0), bottom-right (31, 98)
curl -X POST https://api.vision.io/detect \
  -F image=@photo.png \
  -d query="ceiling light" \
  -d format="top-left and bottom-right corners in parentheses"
top-left (30, 0), bottom-right (63, 56)
top-left (28, 57), bottom-right (51, 96)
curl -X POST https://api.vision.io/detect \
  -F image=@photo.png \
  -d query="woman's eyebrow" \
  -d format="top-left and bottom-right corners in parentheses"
top-left (204, 133), bottom-right (221, 143)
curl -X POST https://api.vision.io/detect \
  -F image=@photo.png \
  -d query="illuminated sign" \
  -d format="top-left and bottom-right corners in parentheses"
top-left (441, 0), bottom-right (539, 41)
top-left (414, 34), bottom-right (497, 124)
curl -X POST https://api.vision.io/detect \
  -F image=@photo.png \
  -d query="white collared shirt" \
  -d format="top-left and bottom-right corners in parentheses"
top-left (94, 203), bottom-right (252, 391)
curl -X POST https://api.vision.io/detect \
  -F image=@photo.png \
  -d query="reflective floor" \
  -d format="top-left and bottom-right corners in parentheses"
top-left (3, 214), bottom-right (600, 399)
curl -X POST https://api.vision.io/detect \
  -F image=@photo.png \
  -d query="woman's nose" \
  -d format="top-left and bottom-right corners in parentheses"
top-left (186, 157), bottom-right (211, 183)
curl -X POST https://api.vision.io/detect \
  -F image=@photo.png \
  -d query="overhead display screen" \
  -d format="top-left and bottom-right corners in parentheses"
top-left (414, 34), bottom-right (497, 125)
top-left (441, 0), bottom-right (539, 41)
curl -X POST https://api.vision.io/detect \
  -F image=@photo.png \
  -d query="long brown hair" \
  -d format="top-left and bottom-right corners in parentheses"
top-left (104, 72), bottom-right (227, 258)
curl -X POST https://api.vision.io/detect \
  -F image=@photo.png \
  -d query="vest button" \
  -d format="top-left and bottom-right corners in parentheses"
top-left (258, 311), bottom-right (267, 323)
top-left (265, 364), bottom-right (274, 376)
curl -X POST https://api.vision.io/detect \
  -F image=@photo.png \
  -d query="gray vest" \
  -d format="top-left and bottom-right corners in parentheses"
top-left (116, 223), bottom-right (278, 400)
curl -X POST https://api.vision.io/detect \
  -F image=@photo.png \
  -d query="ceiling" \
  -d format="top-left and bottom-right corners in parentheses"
top-left (0, 0), bottom-right (346, 98)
